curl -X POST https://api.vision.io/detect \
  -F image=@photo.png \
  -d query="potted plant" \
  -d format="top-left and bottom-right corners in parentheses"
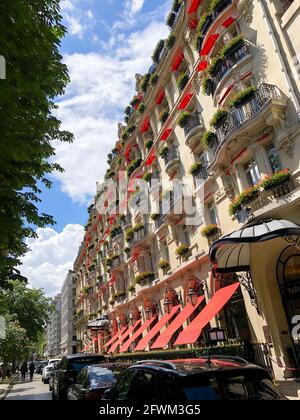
top-left (124, 105), bottom-right (132, 116)
top-left (197, 12), bottom-right (212, 36)
top-left (137, 103), bottom-right (145, 114)
top-left (201, 224), bottom-right (219, 238)
top-left (158, 260), bottom-right (171, 273)
top-left (195, 34), bottom-right (203, 53)
top-left (175, 245), bottom-right (190, 260)
top-left (166, 12), bottom-right (176, 28)
top-left (128, 284), bottom-right (136, 293)
top-left (130, 97), bottom-right (140, 108)
top-left (125, 228), bottom-right (134, 242)
top-left (151, 214), bottom-right (159, 221)
top-left (145, 140), bottom-right (154, 150)
top-left (135, 272), bottom-right (155, 285)
top-left (159, 146), bottom-right (169, 159)
top-left (202, 75), bottom-right (213, 96)
top-left (177, 72), bottom-right (190, 91)
top-left (150, 73), bottom-right (159, 86)
top-left (222, 35), bottom-right (245, 58)
top-left (110, 225), bottom-right (122, 238)
top-left (172, 0), bottom-right (182, 13)
top-left (228, 186), bottom-right (260, 216)
top-left (159, 109), bottom-right (169, 124)
top-left (152, 40), bottom-right (165, 63)
top-left (189, 163), bottom-right (203, 176)
top-left (167, 33), bottom-right (176, 49)
top-left (209, 0), bottom-right (230, 18)
top-left (109, 299), bottom-right (115, 306)
top-left (143, 172), bottom-right (153, 183)
top-left (133, 223), bottom-right (144, 233)
top-left (210, 109), bottom-right (228, 128)
top-left (141, 73), bottom-right (151, 92)
top-left (261, 169), bottom-right (291, 191)
top-left (207, 56), bottom-right (223, 77)
top-left (177, 111), bottom-right (192, 128)
top-left (229, 86), bottom-right (257, 109)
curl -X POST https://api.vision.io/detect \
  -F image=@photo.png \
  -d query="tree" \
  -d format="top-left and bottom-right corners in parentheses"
top-left (0, 320), bottom-right (33, 367)
top-left (0, 280), bottom-right (53, 342)
top-left (0, 0), bottom-right (73, 286)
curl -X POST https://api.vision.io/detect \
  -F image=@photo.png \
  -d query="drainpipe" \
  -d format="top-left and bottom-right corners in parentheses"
top-left (258, 0), bottom-right (300, 120)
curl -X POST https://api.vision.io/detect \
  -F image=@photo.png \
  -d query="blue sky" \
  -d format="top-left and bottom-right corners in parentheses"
top-left (21, 0), bottom-right (172, 296)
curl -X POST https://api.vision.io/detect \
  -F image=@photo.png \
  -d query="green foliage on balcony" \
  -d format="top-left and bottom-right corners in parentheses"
top-left (261, 169), bottom-right (290, 191)
top-left (135, 272), bottom-right (155, 284)
top-left (202, 75), bottom-right (212, 95)
top-left (127, 158), bottom-right (142, 177)
top-left (176, 72), bottom-right (189, 90)
top-left (166, 33), bottom-right (176, 49)
top-left (189, 163), bottom-right (203, 176)
top-left (150, 73), bottom-right (159, 86)
top-left (159, 146), bottom-right (169, 158)
top-left (109, 299), bottom-right (115, 305)
top-left (158, 260), bottom-right (170, 271)
top-left (141, 73), bottom-right (151, 92)
top-left (130, 97), bottom-right (140, 107)
top-left (177, 111), bottom-right (192, 128)
top-left (137, 103), bottom-right (145, 114)
top-left (210, 109), bottom-right (228, 128)
top-left (197, 12), bottom-right (209, 34)
top-left (143, 172), bottom-right (153, 182)
top-left (202, 130), bottom-right (216, 149)
top-left (128, 284), bottom-right (136, 293)
top-left (222, 35), bottom-right (245, 58)
top-left (125, 228), bottom-right (134, 242)
top-left (159, 109), bottom-right (169, 124)
top-left (228, 186), bottom-right (260, 216)
top-left (110, 225), bottom-right (122, 238)
top-left (152, 40), bottom-right (165, 63)
top-left (175, 244), bottom-right (190, 256)
top-left (124, 105), bottom-right (132, 116)
top-left (207, 56), bottom-right (223, 77)
top-left (127, 124), bottom-right (136, 134)
top-left (145, 140), bottom-right (154, 150)
top-left (166, 11), bottom-right (176, 28)
top-left (133, 223), bottom-right (144, 232)
top-left (229, 86), bottom-right (257, 109)
top-left (172, 0), bottom-right (182, 13)
top-left (201, 224), bottom-right (219, 238)
top-left (151, 214), bottom-right (159, 221)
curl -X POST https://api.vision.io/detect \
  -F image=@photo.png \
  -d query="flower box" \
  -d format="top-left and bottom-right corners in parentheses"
top-left (177, 111), bottom-right (192, 128)
top-left (135, 272), bottom-right (155, 285)
top-left (228, 186), bottom-right (260, 216)
top-left (261, 169), bottom-right (291, 191)
top-left (230, 86), bottom-right (257, 109)
top-left (201, 224), bottom-right (219, 238)
top-left (210, 109), bottom-right (228, 128)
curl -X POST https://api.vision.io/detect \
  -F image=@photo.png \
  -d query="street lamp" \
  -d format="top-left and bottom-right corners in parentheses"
top-left (186, 277), bottom-right (205, 306)
top-left (163, 297), bottom-right (172, 314)
top-left (187, 289), bottom-right (199, 307)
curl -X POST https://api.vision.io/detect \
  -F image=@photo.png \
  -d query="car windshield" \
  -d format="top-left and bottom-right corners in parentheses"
top-left (89, 368), bottom-right (117, 389)
top-left (69, 357), bottom-right (104, 372)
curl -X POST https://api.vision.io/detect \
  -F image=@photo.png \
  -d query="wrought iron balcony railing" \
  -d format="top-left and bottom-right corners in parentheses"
top-left (164, 147), bottom-right (180, 166)
top-left (184, 112), bottom-right (204, 137)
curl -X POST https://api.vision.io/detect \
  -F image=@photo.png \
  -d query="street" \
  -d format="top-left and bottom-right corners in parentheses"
top-left (5, 375), bottom-right (51, 401)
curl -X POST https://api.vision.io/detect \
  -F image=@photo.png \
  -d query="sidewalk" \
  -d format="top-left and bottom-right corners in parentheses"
top-left (277, 380), bottom-right (300, 400)
top-left (0, 374), bottom-right (19, 400)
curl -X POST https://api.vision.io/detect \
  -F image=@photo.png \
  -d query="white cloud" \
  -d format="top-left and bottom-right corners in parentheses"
top-left (125, 0), bottom-right (145, 16)
top-left (54, 19), bottom-right (169, 203)
top-left (61, 0), bottom-right (95, 39)
top-left (21, 224), bottom-right (85, 296)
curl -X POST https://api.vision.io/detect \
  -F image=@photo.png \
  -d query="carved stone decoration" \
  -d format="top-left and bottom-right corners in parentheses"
top-left (278, 136), bottom-right (294, 158)
top-left (237, 0), bottom-right (254, 24)
top-left (118, 123), bottom-right (126, 140)
top-left (284, 236), bottom-right (300, 251)
top-left (135, 73), bottom-right (143, 92)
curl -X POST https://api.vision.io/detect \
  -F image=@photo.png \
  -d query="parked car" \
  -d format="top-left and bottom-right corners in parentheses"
top-left (52, 354), bottom-right (106, 400)
top-left (103, 356), bottom-right (287, 401)
top-left (67, 363), bottom-right (131, 400)
top-left (42, 359), bottom-right (61, 384)
top-left (36, 361), bottom-right (47, 375)
top-left (49, 361), bottom-right (60, 392)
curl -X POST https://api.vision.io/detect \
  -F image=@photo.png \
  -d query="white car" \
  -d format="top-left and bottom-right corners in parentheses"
top-left (42, 359), bottom-right (61, 384)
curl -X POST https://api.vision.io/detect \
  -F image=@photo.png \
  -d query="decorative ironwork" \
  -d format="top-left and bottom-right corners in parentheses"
top-left (237, 271), bottom-right (260, 314)
top-left (164, 147), bottom-right (180, 165)
top-left (184, 112), bottom-right (204, 137)
top-left (284, 236), bottom-right (300, 251)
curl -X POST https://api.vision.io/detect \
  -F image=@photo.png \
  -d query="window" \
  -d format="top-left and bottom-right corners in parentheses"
top-left (113, 370), bottom-right (136, 400)
top-left (127, 369), bottom-right (158, 401)
top-left (266, 144), bottom-right (282, 173)
top-left (244, 159), bottom-right (261, 186)
top-left (208, 202), bottom-right (218, 225)
top-left (161, 242), bottom-right (170, 262)
top-left (181, 225), bottom-right (190, 246)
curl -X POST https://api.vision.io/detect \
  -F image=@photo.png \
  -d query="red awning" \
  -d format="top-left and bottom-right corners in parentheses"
top-left (108, 320), bottom-right (141, 353)
top-left (134, 305), bottom-right (180, 351)
top-left (151, 296), bottom-right (204, 349)
top-left (155, 89), bottom-right (165, 105)
top-left (161, 128), bottom-right (173, 141)
top-left (222, 16), bottom-right (235, 28)
top-left (103, 326), bottom-right (128, 349)
top-left (197, 60), bottom-right (208, 71)
top-left (146, 152), bottom-right (156, 166)
top-left (188, 18), bottom-right (198, 30)
top-left (200, 34), bottom-right (219, 56)
top-left (119, 316), bottom-right (157, 353)
top-left (188, 0), bottom-right (201, 14)
top-left (80, 337), bottom-right (97, 353)
top-left (140, 117), bottom-right (150, 133)
top-left (174, 283), bottom-right (240, 345)
top-left (218, 83), bottom-right (234, 105)
top-left (178, 93), bottom-right (193, 110)
top-left (171, 52), bottom-right (184, 72)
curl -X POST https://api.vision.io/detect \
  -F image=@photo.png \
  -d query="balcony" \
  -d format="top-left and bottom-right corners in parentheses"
top-left (164, 147), bottom-right (180, 176)
top-left (211, 42), bottom-right (250, 97)
top-left (121, 214), bottom-right (132, 229)
top-left (209, 84), bottom-right (287, 165)
top-left (111, 254), bottom-right (124, 270)
top-left (155, 214), bottom-right (166, 231)
top-left (184, 112), bottom-right (205, 149)
top-left (129, 224), bottom-right (154, 250)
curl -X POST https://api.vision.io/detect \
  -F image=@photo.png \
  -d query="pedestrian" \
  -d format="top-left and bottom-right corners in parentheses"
top-left (20, 361), bottom-right (27, 381)
top-left (29, 361), bottom-right (35, 382)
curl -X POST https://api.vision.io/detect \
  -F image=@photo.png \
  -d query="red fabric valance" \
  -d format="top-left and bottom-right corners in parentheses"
top-left (200, 34), bottom-right (219, 56)
top-left (187, 0), bottom-right (201, 14)
top-left (171, 52), bottom-right (184, 72)
top-left (222, 16), bottom-right (235, 28)
top-left (155, 89), bottom-right (165, 105)
top-left (197, 60), bottom-right (208, 71)
top-left (161, 128), bottom-right (173, 141)
top-left (178, 93), bottom-right (193, 110)
top-left (140, 117), bottom-right (150, 133)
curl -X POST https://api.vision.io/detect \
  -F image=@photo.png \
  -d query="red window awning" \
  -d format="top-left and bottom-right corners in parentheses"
top-left (174, 283), bottom-right (240, 345)
top-left (134, 305), bottom-right (180, 351)
top-left (171, 52), bottom-right (184, 72)
top-left (188, 18), bottom-right (198, 30)
top-left (197, 60), bottom-right (208, 72)
top-left (178, 93), bottom-right (193, 110)
top-left (200, 34), bottom-right (219, 56)
top-left (146, 152), bottom-right (156, 166)
top-left (140, 117), bottom-right (150, 133)
top-left (80, 337), bottom-right (97, 353)
top-left (218, 83), bottom-right (234, 105)
top-left (161, 128), bottom-right (173, 141)
top-left (188, 0), bottom-right (201, 14)
top-left (119, 316), bottom-right (157, 353)
top-left (108, 320), bottom-right (141, 353)
top-left (155, 89), bottom-right (165, 105)
top-left (151, 296), bottom-right (204, 349)
top-left (103, 326), bottom-right (128, 349)
top-left (222, 16), bottom-right (235, 28)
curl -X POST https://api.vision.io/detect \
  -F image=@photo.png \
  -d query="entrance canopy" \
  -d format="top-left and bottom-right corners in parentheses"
top-left (210, 219), bottom-right (300, 273)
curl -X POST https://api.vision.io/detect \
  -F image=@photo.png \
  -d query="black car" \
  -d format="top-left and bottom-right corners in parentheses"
top-left (52, 354), bottom-right (105, 400)
top-left (36, 361), bottom-right (47, 375)
top-left (104, 356), bottom-right (287, 401)
top-left (49, 361), bottom-right (60, 392)
top-left (67, 363), bottom-right (131, 400)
